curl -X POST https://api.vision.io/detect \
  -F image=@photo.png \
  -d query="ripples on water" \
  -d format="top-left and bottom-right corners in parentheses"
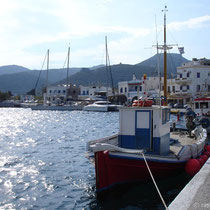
top-left (0, 108), bottom-right (189, 209)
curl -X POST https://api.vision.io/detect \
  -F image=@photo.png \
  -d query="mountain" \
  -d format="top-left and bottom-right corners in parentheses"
top-left (0, 65), bottom-right (30, 76)
top-left (136, 53), bottom-right (189, 77)
top-left (0, 53), bottom-right (190, 94)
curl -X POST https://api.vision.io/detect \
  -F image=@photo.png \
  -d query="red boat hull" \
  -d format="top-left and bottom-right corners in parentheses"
top-left (95, 151), bottom-right (186, 192)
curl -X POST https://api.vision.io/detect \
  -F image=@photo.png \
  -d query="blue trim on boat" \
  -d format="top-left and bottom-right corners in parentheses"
top-left (108, 153), bottom-right (186, 163)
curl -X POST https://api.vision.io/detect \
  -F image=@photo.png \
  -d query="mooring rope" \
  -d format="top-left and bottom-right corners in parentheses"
top-left (142, 153), bottom-right (169, 210)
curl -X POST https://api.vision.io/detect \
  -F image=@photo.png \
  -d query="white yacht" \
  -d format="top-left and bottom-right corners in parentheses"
top-left (83, 101), bottom-right (120, 112)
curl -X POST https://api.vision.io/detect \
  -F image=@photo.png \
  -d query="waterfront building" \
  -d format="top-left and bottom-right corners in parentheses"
top-left (168, 58), bottom-right (210, 105)
top-left (118, 74), bottom-right (163, 102)
top-left (78, 85), bottom-right (113, 100)
top-left (46, 84), bottom-right (80, 104)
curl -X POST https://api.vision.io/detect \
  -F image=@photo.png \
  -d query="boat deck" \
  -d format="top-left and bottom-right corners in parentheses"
top-left (170, 131), bottom-right (198, 156)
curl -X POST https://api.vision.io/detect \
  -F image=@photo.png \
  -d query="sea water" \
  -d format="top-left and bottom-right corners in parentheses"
top-left (0, 108), bottom-right (189, 209)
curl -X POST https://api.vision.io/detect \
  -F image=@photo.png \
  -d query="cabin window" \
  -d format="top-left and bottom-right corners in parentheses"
top-left (200, 102), bottom-right (208, 109)
top-left (195, 102), bottom-right (199, 109)
top-left (162, 109), bottom-right (170, 124)
top-left (120, 88), bottom-right (123, 93)
top-left (197, 72), bottom-right (200, 78)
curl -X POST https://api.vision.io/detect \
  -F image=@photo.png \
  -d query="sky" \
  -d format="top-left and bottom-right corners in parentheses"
top-left (0, 0), bottom-right (210, 70)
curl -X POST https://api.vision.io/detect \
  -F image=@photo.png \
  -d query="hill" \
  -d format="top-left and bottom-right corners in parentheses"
top-left (136, 53), bottom-right (189, 77)
top-left (0, 53), bottom-right (190, 94)
top-left (0, 65), bottom-right (30, 76)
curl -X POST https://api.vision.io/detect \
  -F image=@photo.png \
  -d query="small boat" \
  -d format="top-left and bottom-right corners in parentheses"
top-left (83, 101), bottom-right (120, 112)
top-left (87, 103), bottom-right (207, 192)
top-left (86, 7), bottom-right (208, 193)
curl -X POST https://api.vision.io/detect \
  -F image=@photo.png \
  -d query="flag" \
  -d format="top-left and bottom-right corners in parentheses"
top-left (178, 47), bottom-right (185, 54)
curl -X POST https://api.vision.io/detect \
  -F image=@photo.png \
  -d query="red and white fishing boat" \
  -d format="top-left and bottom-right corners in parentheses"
top-left (86, 7), bottom-right (208, 193)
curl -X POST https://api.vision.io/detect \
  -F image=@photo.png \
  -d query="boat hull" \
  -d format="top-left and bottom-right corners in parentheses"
top-left (95, 151), bottom-right (186, 192)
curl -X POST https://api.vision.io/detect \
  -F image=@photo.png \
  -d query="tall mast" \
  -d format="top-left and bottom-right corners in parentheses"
top-left (46, 49), bottom-right (49, 101)
top-left (105, 36), bottom-right (109, 102)
top-left (66, 46), bottom-right (70, 101)
top-left (162, 6), bottom-right (168, 106)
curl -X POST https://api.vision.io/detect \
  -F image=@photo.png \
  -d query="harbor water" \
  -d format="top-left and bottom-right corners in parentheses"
top-left (0, 108), bottom-right (190, 209)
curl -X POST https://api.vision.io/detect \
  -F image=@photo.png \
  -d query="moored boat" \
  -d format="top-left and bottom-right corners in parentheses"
top-left (87, 104), bottom-right (207, 192)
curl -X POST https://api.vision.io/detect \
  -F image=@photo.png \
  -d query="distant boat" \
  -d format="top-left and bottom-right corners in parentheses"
top-left (83, 36), bottom-right (120, 112)
top-left (31, 48), bottom-right (83, 111)
top-left (83, 101), bottom-right (120, 112)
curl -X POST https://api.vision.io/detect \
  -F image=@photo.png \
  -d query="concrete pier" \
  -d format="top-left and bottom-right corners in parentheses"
top-left (169, 157), bottom-right (210, 210)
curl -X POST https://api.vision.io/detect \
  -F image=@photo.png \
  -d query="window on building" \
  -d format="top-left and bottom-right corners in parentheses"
top-left (180, 86), bottom-right (182, 90)
top-left (208, 85), bottom-right (210, 92)
top-left (197, 85), bottom-right (200, 91)
top-left (87, 90), bottom-right (89, 95)
top-left (168, 86), bottom-right (170, 93)
top-left (58, 90), bottom-right (61, 93)
top-left (83, 90), bottom-right (85, 95)
top-left (63, 90), bottom-right (66, 94)
top-left (140, 86), bottom-right (142, 91)
top-left (49, 90), bottom-right (52, 93)
top-left (125, 87), bottom-right (127, 92)
top-left (172, 86), bottom-right (175, 93)
top-left (195, 102), bottom-right (199, 109)
top-left (120, 88), bottom-right (123, 93)
top-left (135, 86), bottom-right (138, 91)
top-left (200, 102), bottom-right (208, 109)
top-left (187, 85), bottom-right (189, 90)
top-left (180, 74), bottom-right (182, 78)
top-left (197, 72), bottom-right (200, 78)
top-left (187, 72), bottom-right (190, 77)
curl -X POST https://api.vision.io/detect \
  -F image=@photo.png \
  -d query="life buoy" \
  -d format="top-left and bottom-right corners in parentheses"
top-left (132, 100), bottom-right (153, 107)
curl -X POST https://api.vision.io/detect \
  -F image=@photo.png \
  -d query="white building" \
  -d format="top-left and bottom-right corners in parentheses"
top-left (168, 58), bottom-right (210, 104)
top-left (79, 85), bottom-right (113, 100)
top-left (118, 74), bottom-right (163, 102)
top-left (46, 84), bottom-right (80, 104)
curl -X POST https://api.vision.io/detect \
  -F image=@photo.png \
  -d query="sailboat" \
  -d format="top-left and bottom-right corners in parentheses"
top-left (31, 48), bottom-right (83, 111)
top-left (83, 36), bottom-right (121, 112)
top-left (86, 7), bottom-right (208, 193)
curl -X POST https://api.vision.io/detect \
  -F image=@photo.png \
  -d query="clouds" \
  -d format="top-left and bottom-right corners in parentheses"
top-left (169, 15), bottom-right (210, 31)
top-left (0, 0), bottom-right (209, 69)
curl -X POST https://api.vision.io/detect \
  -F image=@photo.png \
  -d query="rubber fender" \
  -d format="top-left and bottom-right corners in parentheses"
top-left (199, 117), bottom-right (210, 129)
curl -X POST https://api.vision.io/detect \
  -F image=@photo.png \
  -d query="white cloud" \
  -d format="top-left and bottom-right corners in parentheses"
top-left (168, 15), bottom-right (210, 31)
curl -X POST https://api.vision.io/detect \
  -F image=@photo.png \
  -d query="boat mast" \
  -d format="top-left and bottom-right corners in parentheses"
top-left (105, 36), bottom-right (109, 103)
top-left (162, 6), bottom-right (168, 106)
top-left (46, 49), bottom-right (49, 103)
top-left (66, 46), bottom-right (70, 101)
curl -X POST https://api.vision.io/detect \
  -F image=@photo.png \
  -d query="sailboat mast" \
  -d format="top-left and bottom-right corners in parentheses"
top-left (105, 36), bottom-right (109, 101)
top-left (163, 6), bottom-right (168, 106)
top-left (66, 46), bottom-right (70, 101)
top-left (46, 49), bottom-right (49, 101)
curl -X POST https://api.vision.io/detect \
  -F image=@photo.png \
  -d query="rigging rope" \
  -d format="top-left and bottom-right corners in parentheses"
top-left (34, 50), bottom-right (48, 93)
top-left (142, 153), bottom-right (169, 210)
